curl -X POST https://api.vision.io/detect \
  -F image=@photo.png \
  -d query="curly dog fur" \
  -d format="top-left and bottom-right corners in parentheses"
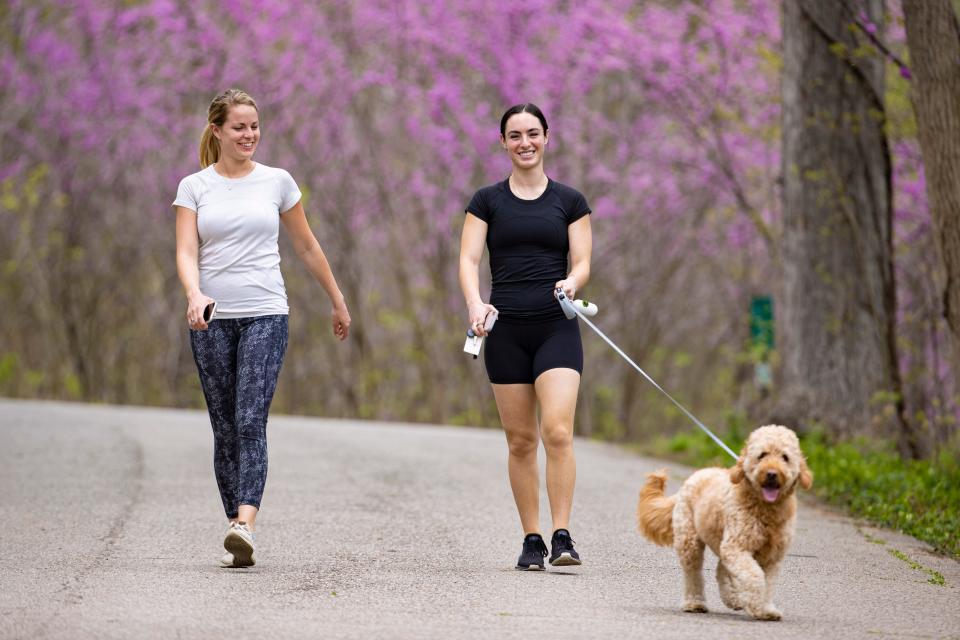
top-left (637, 425), bottom-right (813, 620)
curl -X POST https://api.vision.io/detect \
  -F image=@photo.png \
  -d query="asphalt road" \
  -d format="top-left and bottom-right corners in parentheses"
top-left (1, 399), bottom-right (957, 639)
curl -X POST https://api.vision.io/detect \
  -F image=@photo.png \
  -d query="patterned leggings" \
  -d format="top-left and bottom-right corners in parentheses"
top-left (190, 315), bottom-right (288, 518)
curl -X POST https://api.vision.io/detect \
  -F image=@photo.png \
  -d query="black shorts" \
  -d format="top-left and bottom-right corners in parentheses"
top-left (483, 317), bottom-right (583, 384)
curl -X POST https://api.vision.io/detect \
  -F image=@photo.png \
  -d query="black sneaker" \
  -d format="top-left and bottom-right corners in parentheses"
top-left (516, 533), bottom-right (548, 571)
top-left (549, 529), bottom-right (581, 566)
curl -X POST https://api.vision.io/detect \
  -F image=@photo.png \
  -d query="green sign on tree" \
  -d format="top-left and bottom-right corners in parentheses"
top-left (750, 295), bottom-right (773, 388)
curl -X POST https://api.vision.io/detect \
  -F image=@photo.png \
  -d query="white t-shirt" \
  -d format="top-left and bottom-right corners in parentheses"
top-left (173, 163), bottom-right (302, 319)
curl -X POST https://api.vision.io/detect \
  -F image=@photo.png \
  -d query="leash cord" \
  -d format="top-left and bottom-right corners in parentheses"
top-left (560, 294), bottom-right (739, 461)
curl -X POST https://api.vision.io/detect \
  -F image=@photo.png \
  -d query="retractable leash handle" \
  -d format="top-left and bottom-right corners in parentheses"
top-left (557, 289), bottom-right (577, 319)
top-left (576, 300), bottom-right (599, 316)
top-left (554, 288), bottom-right (598, 318)
top-left (554, 288), bottom-right (738, 461)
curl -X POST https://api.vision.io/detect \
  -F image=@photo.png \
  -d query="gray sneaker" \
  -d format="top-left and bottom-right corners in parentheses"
top-left (516, 533), bottom-right (548, 571)
top-left (220, 552), bottom-right (237, 568)
top-left (549, 529), bottom-right (581, 566)
top-left (223, 522), bottom-right (256, 567)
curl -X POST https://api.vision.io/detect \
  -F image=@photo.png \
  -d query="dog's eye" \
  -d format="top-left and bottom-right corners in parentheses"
top-left (782, 454), bottom-right (790, 462)
top-left (757, 452), bottom-right (767, 460)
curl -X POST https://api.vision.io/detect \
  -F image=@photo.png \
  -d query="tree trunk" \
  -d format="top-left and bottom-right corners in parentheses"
top-left (780, 1), bottom-right (922, 455)
top-left (902, 0), bottom-right (960, 367)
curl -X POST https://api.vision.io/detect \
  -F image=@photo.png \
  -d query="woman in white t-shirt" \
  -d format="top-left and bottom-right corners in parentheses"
top-left (173, 88), bottom-right (351, 568)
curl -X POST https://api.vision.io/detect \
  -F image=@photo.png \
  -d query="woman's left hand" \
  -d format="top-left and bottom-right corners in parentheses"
top-left (331, 300), bottom-right (351, 341)
top-left (555, 275), bottom-right (578, 301)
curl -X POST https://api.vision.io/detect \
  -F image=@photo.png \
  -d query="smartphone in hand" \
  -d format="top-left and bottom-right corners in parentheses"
top-left (203, 300), bottom-right (218, 323)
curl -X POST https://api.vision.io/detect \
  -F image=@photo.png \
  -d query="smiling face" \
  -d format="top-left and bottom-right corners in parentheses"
top-left (212, 104), bottom-right (259, 163)
top-left (730, 425), bottom-right (812, 503)
top-left (501, 111), bottom-right (548, 171)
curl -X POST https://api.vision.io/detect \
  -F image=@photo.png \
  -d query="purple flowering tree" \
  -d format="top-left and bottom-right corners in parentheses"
top-left (0, 0), bottom-right (952, 452)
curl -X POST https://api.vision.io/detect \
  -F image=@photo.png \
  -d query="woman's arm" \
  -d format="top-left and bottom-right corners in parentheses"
top-left (280, 201), bottom-right (350, 341)
top-left (556, 215), bottom-right (592, 300)
top-left (175, 206), bottom-right (215, 330)
top-left (459, 213), bottom-right (497, 336)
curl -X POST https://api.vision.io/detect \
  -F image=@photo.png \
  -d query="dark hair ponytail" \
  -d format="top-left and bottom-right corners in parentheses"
top-left (499, 103), bottom-right (549, 137)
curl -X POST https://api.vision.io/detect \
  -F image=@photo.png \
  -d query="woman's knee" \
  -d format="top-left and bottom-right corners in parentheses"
top-left (540, 422), bottom-right (573, 452)
top-left (505, 430), bottom-right (539, 457)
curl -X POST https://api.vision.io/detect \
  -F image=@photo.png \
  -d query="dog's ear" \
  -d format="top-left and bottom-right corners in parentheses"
top-left (729, 457), bottom-right (745, 484)
top-left (799, 456), bottom-right (813, 490)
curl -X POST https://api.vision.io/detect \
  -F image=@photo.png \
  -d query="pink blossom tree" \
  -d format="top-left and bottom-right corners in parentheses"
top-left (0, 0), bottom-right (951, 450)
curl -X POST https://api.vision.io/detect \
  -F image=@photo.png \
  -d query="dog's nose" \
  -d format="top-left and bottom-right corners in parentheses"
top-left (766, 471), bottom-right (778, 482)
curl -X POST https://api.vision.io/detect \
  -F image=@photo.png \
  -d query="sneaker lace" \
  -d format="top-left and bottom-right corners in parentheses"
top-left (527, 537), bottom-right (547, 557)
top-left (554, 531), bottom-right (575, 552)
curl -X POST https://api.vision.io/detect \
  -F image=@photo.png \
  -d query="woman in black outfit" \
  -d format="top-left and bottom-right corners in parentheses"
top-left (459, 104), bottom-right (592, 570)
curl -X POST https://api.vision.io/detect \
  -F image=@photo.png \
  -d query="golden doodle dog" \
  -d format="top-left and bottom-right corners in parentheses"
top-left (637, 425), bottom-right (812, 620)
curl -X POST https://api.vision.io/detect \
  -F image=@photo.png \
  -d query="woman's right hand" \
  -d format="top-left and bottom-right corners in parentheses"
top-left (467, 300), bottom-right (498, 337)
top-left (331, 298), bottom-right (351, 341)
top-left (186, 291), bottom-right (215, 330)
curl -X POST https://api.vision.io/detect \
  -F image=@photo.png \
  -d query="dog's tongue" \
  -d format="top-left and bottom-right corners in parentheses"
top-left (762, 486), bottom-right (780, 503)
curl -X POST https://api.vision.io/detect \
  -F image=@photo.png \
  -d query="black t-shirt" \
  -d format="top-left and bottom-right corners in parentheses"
top-left (465, 178), bottom-right (591, 322)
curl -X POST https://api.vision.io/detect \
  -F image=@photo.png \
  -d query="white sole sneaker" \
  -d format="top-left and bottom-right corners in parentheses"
top-left (223, 523), bottom-right (256, 567)
top-left (550, 552), bottom-right (582, 567)
top-left (220, 552), bottom-right (236, 568)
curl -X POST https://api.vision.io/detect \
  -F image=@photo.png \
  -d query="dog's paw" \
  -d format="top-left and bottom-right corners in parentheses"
top-left (717, 584), bottom-right (742, 610)
top-left (682, 601), bottom-right (708, 613)
top-left (722, 600), bottom-right (744, 611)
top-left (748, 605), bottom-right (782, 621)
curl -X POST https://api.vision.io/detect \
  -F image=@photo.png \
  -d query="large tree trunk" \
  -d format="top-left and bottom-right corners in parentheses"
top-left (902, 0), bottom-right (960, 365)
top-left (780, 1), bottom-right (922, 456)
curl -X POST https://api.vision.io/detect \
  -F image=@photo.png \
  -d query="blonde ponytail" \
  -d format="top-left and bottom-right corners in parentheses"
top-left (197, 88), bottom-right (260, 169)
top-left (199, 123), bottom-right (219, 168)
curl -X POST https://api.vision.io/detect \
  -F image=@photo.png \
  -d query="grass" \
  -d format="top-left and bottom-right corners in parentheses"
top-left (641, 427), bottom-right (960, 560)
top-left (888, 548), bottom-right (946, 586)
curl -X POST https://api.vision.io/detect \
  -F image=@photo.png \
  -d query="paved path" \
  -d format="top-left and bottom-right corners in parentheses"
top-left (1, 399), bottom-right (957, 639)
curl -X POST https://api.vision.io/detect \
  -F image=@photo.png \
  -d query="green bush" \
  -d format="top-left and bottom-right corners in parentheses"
top-left (804, 433), bottom-right (960, 558)
top-left (644, 429), bottom-right (960, 559)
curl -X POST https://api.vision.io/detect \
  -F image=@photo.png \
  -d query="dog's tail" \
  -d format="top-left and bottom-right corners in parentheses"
top-left (637, 469), bottom-right (675, 547)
